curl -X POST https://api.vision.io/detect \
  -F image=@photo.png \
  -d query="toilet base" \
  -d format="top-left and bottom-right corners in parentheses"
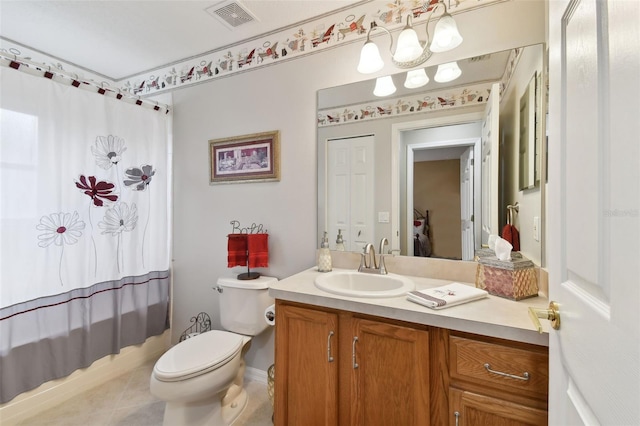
top-left (162, 386), bottom-right (248, 426)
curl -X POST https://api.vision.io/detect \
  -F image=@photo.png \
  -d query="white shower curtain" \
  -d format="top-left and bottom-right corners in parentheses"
top-left (0, 67), bottom-right (171, 403)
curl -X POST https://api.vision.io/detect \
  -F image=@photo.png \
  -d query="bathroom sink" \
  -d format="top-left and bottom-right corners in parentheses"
top-left (314, 271), bottom-right (415, 298)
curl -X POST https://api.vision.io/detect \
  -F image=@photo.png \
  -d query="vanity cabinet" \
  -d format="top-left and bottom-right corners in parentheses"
top-left (274, 303), bottom-right (339, 425)
top-left (274, 301), bottom-right (549, 426)
top-left (274, 301), bottom-right (431, 426)
top-left (350, 317), bottom-right (431, 425)
top-left (448, 332), bottom-right (548, 426)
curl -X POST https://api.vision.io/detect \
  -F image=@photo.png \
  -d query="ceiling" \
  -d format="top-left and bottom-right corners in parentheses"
top-left (0, 0), bottom-right (363, 81)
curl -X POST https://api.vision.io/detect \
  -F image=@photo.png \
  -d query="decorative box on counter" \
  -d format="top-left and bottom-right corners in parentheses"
top-left (475, 248), bottom-right (522, 260)
top-left (475, 255), bottom-right (538, 300)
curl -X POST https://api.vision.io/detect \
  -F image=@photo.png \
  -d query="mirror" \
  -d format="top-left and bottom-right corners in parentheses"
top-left (318, 44), bottom-right (545, 267)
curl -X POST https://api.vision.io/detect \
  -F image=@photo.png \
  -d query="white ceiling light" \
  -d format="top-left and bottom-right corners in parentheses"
top-left (373, 76), bottom-right (396, 97)
top-left (404, 68), bottom-right (429, 89)
top-left (434, 61), bottom-right (462, 83)
top-left (357, 40), bottom-right (384, 74)
top-left (357, 0), bottom-right (463, 73)
top-left (393, 22), bottom-right (424, 63)
top-left (430, 13), bottom-right (463, 52)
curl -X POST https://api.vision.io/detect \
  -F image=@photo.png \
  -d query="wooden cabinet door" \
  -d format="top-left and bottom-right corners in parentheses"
top-left (350, 318), bottom-right (430, 426)
top-left (450, 388), bottom-right (547, 426)
top-left (274, 303), bottom-right (339, 426)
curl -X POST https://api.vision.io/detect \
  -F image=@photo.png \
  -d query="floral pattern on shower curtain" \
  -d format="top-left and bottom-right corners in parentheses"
top-left (0, 67), bottom-right (171, 403)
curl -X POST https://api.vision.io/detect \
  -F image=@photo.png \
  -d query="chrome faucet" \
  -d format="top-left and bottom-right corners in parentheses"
top-left (358, 239), bottom-right (389, 274)
top-left (358, 243), bottom-right (377, 271)
top-left (378, 238), bottom-right (389, 274)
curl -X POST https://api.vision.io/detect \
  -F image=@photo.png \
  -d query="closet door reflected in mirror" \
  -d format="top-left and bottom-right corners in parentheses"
top-left (326, 135), bottom-right (375, 253)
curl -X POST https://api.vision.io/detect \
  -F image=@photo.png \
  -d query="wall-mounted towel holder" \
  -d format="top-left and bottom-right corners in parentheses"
top-left (506, 202), bottom-right (519, 225)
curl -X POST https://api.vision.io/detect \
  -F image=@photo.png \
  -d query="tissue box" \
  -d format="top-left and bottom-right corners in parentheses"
top-left (475, 248), bottom-right (522, 260)
top-left (475, 255), bottom-right (538, 300)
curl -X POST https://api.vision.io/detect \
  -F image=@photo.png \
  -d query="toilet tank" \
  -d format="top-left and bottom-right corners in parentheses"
top-left (217, 276), bottom-right (277, 336)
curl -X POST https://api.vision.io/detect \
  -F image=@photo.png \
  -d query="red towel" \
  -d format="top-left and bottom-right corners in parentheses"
top-left (227, 234), bottom-right (248, 267)
top-left (248, 233), bottom-right (269, 268)
top-left (501, 224), bottom-right (520, 251)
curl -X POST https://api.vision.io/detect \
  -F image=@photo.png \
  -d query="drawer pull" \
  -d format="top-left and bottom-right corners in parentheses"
top-left (352, 336), bottom-right (359, 369)
top-left (483, 363), bottom-right (530, 381)
top-left (327, 331), bottom-right (335, 363)
top-left (454, 411), bottom-right (460, 426)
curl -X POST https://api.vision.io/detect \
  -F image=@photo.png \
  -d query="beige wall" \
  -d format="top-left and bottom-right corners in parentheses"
top-left (414, 159), bottom-right (462, 259)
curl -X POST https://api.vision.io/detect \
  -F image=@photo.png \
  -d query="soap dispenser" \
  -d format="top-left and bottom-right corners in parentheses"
top-left (318, 232), bottom-right (332, 272)
top-left (335, 229), bottom-right (345, 251)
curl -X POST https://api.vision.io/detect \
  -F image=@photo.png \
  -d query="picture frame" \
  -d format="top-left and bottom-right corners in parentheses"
top-left (209, 130), bottom-right (280, 184)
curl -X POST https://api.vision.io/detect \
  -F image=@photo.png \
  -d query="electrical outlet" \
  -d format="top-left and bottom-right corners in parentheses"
top-left (533, 216), bottom-right (540, 241)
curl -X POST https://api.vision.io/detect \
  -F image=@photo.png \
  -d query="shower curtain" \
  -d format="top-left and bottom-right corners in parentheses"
top-left (0, 67), bottom-right (171, 403)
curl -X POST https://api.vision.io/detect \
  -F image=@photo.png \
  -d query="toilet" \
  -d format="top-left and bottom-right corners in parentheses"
top-left (150, 275), bottom-right (277, 426)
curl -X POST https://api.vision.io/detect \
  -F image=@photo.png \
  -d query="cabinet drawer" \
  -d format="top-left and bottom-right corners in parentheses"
top-left (449, 335), bottom-right (548, 400)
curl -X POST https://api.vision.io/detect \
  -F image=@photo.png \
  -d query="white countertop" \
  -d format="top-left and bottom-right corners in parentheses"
top-left (269, 267), bottom-right (550, 347)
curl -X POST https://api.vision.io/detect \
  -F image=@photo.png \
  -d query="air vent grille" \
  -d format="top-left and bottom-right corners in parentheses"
top-left (206, 1), bottom-right (257, 29)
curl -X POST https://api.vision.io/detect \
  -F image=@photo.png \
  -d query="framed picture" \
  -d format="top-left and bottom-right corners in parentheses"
top-left (209, 130), bottom-right (280, 184)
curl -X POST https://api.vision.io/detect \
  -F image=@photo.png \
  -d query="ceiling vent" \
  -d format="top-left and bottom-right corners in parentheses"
top-left (205, 1), bottom-right (258, 30)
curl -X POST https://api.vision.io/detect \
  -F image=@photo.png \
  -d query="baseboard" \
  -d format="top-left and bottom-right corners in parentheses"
top-left (0, 330), bottom-right (171, 425)
top-left (245, 366), bottom-right (269, 385)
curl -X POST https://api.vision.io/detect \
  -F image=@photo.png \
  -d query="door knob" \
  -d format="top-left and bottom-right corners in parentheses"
top-left (528, 301), bottom-right (560, 333)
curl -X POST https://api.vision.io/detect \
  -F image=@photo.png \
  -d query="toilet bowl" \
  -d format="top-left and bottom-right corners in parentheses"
top-left (150, 275), bottom-right (276, 426)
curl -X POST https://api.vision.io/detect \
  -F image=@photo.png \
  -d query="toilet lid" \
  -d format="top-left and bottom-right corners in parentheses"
top-left (153, 330), bottom-right (244, 382)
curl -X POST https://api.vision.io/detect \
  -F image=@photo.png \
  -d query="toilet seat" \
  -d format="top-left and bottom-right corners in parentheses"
top-left (153, 330), bottom-right (244, 382)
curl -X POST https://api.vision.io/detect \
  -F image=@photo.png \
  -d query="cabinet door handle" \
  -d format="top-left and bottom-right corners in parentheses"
top-left (484, 363), bottom-right (530, 381)
top-left (454, 411), bottom-right (460, 426)
top-left (352, 336), bottom-right (359, 369)
top-left (327, 331), bottom-right (335, 362)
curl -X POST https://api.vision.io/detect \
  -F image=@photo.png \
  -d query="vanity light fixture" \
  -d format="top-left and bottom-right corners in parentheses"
top-left (356, 0), bottom-right (463, 74)
top-left (373, 75), bottom-right (397, 97)
top-left (434, 61), bottom-right (462, 83)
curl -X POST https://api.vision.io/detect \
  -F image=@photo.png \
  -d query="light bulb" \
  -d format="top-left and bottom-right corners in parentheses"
top-left (357, 41), bottom-right (384, 74)
top-left (404, 69), bottom-right (429, 89)
top-left (393, 27), bottom-right (424, 63)
top-left (434, 61), bottom-right (462, 83)
top-left (373, 76), bottom-right (396, 97)
top-left (430, 14), bottom-right (463, 53)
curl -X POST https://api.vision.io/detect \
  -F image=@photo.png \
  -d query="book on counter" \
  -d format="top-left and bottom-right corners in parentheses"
top-left (407, 283), bottom-right (488, 310)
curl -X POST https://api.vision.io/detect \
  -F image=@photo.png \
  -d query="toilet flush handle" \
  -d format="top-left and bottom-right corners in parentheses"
top-left (214, 286), bottom-right (223, 293)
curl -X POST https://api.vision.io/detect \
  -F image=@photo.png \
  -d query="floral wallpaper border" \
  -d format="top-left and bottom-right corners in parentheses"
top-left (115, 0), bottom-right (504, 96)
top-left (317, 82), bottom-right (495, 127)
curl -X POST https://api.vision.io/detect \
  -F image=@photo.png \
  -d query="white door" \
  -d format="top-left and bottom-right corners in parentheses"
top-left (327, 135), bottom-right (374, 252)
top-left (460, 146), bottom-right (474, 261)
top-left (547, 1), bottom-right (639, 424)
top-left (481, 83), bottom-right (500, 247)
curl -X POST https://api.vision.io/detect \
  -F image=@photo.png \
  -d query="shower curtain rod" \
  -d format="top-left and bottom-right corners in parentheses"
top-left (0, 52), bottom-right (170, 114)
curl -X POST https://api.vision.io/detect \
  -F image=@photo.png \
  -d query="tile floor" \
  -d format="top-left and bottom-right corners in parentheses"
top-left (17, 358), bottom-right (273, 426)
